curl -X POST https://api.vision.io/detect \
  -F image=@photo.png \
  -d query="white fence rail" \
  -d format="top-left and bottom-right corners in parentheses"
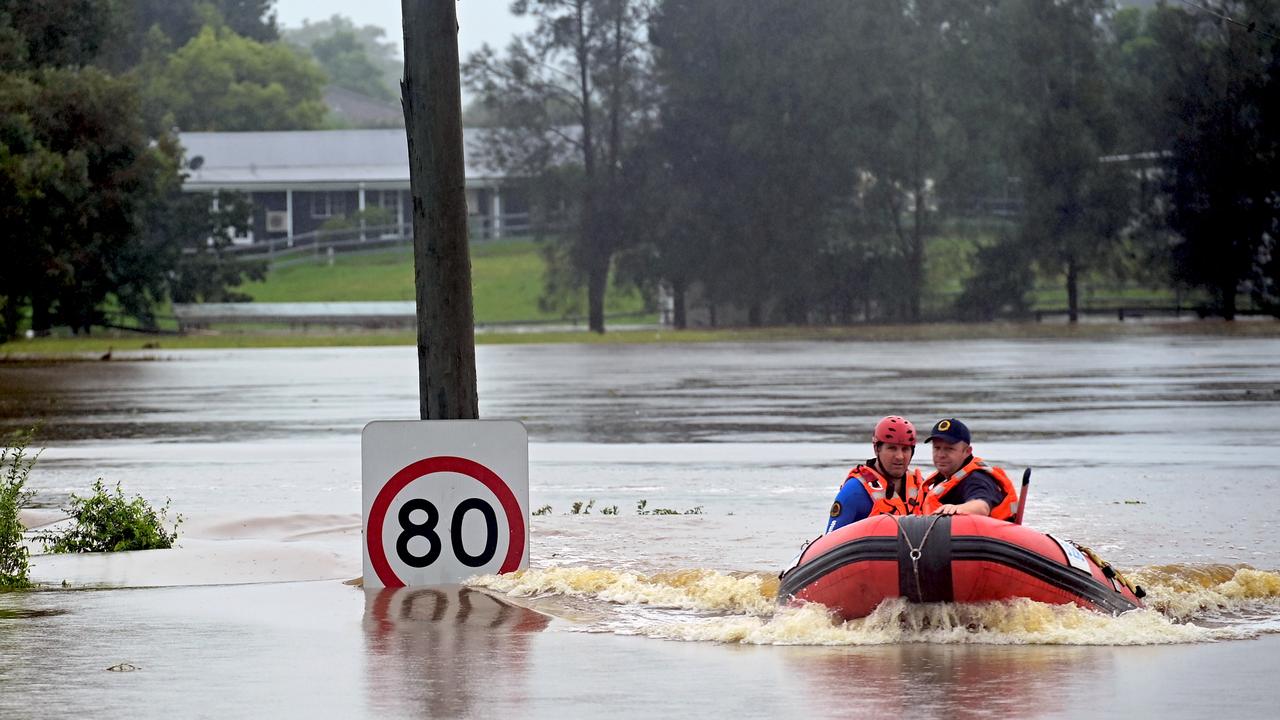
top-left (222, 212), bottom-right (541, 265)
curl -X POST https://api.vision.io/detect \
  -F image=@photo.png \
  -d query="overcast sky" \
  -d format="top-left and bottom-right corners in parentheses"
top-left (272, 0), bottom-right (533, 60)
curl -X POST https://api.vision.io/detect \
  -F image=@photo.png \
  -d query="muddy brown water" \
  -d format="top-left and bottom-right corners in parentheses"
top-left (2, 335), bottom-right (1280, 718)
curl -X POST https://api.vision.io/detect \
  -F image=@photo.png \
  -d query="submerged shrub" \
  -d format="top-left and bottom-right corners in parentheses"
top-left (635, 499), bottom-right (703, 516)
top-left (1, 431), bottom-right (37, 589)
top-left (41, 480), bottom-right (182, 553)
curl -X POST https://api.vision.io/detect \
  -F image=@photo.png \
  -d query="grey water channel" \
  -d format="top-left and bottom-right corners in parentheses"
top-left (2, 333), bottom-right (1280, 719)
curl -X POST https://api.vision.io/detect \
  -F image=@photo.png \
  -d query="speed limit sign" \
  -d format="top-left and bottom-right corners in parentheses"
top-left (362, 420), bottom-right (529, 588)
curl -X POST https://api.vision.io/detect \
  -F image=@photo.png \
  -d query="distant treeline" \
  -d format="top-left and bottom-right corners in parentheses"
top-left (466, 0), bottom-right (1280, 330)
top-left (2, 2), bottom-right (1278, 339)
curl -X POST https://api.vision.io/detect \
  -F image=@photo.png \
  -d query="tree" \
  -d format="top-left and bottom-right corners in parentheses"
top-left (654, 0), bottom-right (902, 325)
top-left (146, 25), bottom-right (327, 131)
top-left (843, 0), bottom-right (996, 322)
top-left (0, 0), bottom-right (123, 70)
top-left (0, 67), bottom-right (175, 334)
top-left (212, 0), bottom-right (279, 42)
top-left (465, 0), bottom-right (655, 333)
top-left (0, 4), bottom-right (268, 338)
top-left (607, 126), bottom-right (710, 329)
top-left (94, 0), bottom-right (280, 70)
top-left (1144, 1), bottom-right (1280, 319)
top-left (1096, 5), bottom-right (1179, 291)
top-left (139, 155), bottom-right (265, 310)
top-left (283, 15), bottom-right (401, 102)
top-left (310, 30), bottom-right (396, 102)
top-left (1000, 0), bottom-right (1131, 323)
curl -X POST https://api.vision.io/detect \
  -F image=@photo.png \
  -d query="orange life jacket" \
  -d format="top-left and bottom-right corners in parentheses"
top-left (921, 456), bottom-right (1019, 521)
top-left (845, 464), bottom-right (926, 516)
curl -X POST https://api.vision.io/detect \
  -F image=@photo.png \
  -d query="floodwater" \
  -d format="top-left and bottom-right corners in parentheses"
top-left (2, 334), bottom-right (1280, 718)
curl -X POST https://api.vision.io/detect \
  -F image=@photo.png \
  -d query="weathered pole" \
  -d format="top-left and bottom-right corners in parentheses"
top-left (401, 1), bottom-right (478, 420)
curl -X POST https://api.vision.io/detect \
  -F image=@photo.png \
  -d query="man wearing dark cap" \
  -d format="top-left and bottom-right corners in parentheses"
top-left (920, 418), bottom-right (1019, 520)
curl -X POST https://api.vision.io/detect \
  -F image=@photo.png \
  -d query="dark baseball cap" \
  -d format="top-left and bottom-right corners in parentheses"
top-left (925, 418), bottom-right (971, 445)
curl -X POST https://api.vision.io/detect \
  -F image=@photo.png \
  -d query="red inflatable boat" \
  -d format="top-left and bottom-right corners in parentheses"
top-left (778, 514), bottom-right (1145, 620)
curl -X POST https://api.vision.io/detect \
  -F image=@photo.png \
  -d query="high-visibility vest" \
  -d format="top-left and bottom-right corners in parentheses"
top-left (921, 456), bottom-right (1019, 521)
top-left (845, 464), bottom-right (925, 516)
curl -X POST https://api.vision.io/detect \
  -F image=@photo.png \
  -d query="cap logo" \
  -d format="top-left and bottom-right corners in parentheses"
top-left (937, 420), bottom-right (951, 431)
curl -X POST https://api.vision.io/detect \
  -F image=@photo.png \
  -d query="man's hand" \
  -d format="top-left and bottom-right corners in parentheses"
top-left (934, 499), bottom-right (992, 517)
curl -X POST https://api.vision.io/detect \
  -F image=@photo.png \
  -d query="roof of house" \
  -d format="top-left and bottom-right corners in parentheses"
top-left (179, 128), bottom-right (503, 191)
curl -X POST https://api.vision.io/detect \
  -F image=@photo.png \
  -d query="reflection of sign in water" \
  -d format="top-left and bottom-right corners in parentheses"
top-left (362, 421), bottom-right (528, 587)
top-left (365, 586), bottom-right (549, 633)
top-left (363, 587), bottom-right (550, 717)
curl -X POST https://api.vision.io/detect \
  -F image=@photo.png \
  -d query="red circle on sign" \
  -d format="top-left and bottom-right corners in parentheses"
top-left (367, 456), bottom-right (526, 587)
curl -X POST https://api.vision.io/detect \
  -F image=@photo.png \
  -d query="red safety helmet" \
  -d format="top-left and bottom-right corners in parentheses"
top-left (872, 416), bottom-right (917, 446)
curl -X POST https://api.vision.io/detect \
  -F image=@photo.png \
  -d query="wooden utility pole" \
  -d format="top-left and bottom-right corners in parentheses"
top-left (401, 1), bottom-right (478, 420)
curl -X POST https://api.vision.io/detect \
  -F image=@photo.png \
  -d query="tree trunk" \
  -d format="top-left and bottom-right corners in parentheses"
top-left (672, 278), bottom-right (687, 330)
top-left (574, 0), bottom-right (605, 335)
top-left (0, 298), bottom-right (18, 339)
top-left (1221, 280), bottom-right (1237, 321)
top-left (587, 252), bottom-right (607, 333)
top-left (402, 0), bottom-right (478, 420)
top-left (1066, 259), bottom-right (1080, 324)
top-left (908, 76), bottom-right (927, 323)
top-left (908, 204), bottom-right (924, 323)
top-left (31, 294), bottom-right (51, 336)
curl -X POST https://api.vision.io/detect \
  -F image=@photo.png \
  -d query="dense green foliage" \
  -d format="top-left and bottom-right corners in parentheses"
top-left (40, 480), bottom-right (181, 554)
top-left (0, 66), bottom-right (174, 334)
top-left (283, 15), bottom-right (401, 103)
top-left (1144, 2), bottom-right (1280, 319)
top-left (469, 0), bottom-right (1280, 328)
top-left (0, 430), bottom-right (36, 590)
top-left (144, 25), bottom-right (326, 132)
top-left (0, 1), bottom-right (314, 339)
top-left (465, 0), bottom-right (655, 332)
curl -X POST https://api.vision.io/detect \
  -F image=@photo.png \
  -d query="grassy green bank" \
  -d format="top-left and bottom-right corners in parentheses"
top-left (5, 231), bottom-right (1276, 358)
top-left (247, 228), bottom-right (1245, 317)
top-left (243, 238), bottom-right (652, 324)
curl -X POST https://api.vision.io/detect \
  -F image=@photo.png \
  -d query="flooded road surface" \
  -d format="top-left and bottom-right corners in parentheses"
top-left (3, 334), bottom-right (1280, 718)
top-left (5, 581), bottom-right (1280, 720)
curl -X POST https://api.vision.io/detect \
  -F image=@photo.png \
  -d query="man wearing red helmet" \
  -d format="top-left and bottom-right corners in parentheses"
top-left (824, 416), bottom-right (925, 533)
top-left (921, 418), bottom-right (1019, 520)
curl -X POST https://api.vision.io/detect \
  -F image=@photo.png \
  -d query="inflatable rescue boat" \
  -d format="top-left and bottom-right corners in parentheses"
top-left (778, 514), bottom-right (1145, 620)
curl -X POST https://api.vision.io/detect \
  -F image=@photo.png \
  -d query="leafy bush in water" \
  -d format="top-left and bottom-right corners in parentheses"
top-left (41, 480), bottom-right (182, 553)
top-left (1, 431), bottom-right (37, 589)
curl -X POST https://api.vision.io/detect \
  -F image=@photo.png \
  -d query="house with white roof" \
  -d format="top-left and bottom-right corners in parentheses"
top-left (178, 128), bottom-right (527, 244)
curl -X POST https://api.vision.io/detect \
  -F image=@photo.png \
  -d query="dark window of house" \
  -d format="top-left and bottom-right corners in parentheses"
top-left (311, 192), bottom-right (347, 218)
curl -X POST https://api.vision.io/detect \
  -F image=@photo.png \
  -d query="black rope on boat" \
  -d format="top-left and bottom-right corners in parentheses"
top-left (892, 513), bottom-right (946, 602)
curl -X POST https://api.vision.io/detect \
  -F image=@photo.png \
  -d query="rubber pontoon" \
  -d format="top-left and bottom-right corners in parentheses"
top-left (778, 514), bottom-right (1145, 620)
